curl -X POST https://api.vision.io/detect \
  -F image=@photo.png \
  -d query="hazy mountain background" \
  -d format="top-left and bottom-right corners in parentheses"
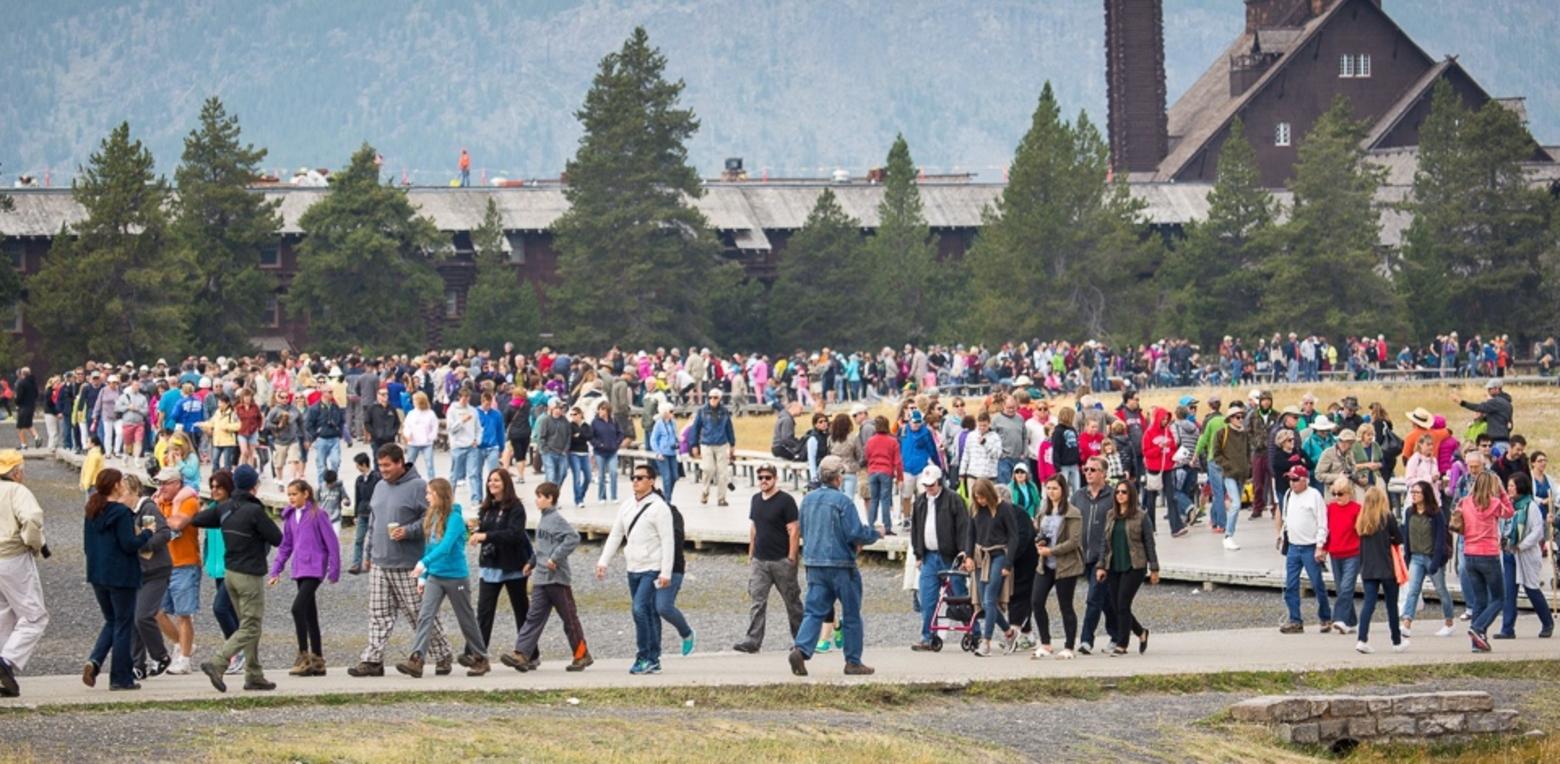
top-left (3, 0), bottom-right (1556, 185)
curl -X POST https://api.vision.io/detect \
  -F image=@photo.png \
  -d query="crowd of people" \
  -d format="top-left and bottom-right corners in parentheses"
top-left (0, 342), bottom-right (1556, 698)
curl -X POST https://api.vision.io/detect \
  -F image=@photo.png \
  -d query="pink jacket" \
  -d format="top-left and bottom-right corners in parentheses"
top-left (1402, 453), bottom-right (1440, 489)
top-left (1458, 493), bottom-right (1514, 557)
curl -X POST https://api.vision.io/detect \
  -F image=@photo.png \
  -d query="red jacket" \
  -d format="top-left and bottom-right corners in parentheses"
top-left (865, 432), bottom-right (903, 476)
top-left (1324, 501), bottom-right (1362, 558)
top-left (1141, 407), bottom-right (1175, 473)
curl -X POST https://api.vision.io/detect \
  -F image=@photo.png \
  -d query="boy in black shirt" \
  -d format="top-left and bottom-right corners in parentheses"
top-left (348, 452), bottom-right (380, 575)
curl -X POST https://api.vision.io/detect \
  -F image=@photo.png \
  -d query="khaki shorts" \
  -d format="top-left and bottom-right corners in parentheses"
top-left (899, 472), bottom-right (922, 499)
top-left (274, 442), bottom-right (302, 465)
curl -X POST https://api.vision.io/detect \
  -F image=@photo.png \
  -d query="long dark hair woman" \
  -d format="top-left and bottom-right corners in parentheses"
top-left (469, 468), bottom-right (534, 665)
top-left (1399, 480), bottom-right (1454, 637)
top-left (1096, 481), bottom-right (1158, 656)
top-left (1029, 473), bottom-right (1083, 660)
top-left (82, 469), bottom-right (153, 690)
top-left (964, 478), bottom-right (1020, 656)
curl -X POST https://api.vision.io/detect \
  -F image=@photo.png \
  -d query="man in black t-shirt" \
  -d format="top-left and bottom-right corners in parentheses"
top-left (733, 464), bottom-right (802, 653)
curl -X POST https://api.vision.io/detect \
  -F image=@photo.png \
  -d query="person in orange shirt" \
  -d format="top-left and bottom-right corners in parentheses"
top-left (458, 148), bottom-right (471, 187)
top-left (155, 467), bottom-right (203, 674)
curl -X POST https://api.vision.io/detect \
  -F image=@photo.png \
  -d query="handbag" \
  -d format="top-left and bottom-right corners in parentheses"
top-left (1390, 543), bottom-right (1409, 586)
top-left (1449, 508), bottom-right (1465, 535)
top-left (1145, 471), bottom-right (1164, 492)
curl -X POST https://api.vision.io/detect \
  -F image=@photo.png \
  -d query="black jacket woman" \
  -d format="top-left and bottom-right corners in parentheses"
top-left (82, 469), bottom-right (153, 690)
top-left (1030, 474), bottom-right (1084, 659)
top-left (469, 468), bottom-right (534, 664)
top-left (1353, 486), bottom-right (1405, 653)
top-left (1096, 481), bottom-right (1159, 655)
top-left (962, 478), bottom-right (1021, 656)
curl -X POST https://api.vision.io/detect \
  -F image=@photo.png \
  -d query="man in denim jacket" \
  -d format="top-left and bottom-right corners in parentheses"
top-left (787, 456), bottom-right (880, 677)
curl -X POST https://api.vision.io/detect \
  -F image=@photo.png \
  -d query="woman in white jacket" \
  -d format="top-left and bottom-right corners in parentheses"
top-left (959, 412), bottom-right (1003, 492)
top-left (401, 392), bottom-right (440, 478)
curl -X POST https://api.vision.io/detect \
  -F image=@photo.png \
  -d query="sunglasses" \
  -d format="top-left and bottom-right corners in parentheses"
top-left (1332, 492), bottom-right (1348, 497)
top-left (757, 474), bottom-right (776, 481)
top-left (1290, 477), bottom-right (1307, 482)
top-left (1083, 467), bottom-right (1102, 473)
top-left (631, 475), bottom-right (652, 482)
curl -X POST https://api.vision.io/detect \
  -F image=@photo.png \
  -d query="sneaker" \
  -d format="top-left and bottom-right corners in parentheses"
top-left (348, 565), bottom-right (362, 576)
top-left (1393, 639), bottom-right (1410, 653)
top-left (834, 628), bottom-right (844, 649)
top-left (1003, 629), bottom-right (1020, 655)
top-left (909, 641), bottom-right (935, 652)
top-left (347, 661), bottom-right (385, 677)
top-left (717, 500), bottom-right (729, 507)
top-left (1354, 641), bottom-right (1374, 654)
top-left (1222, 537), bottom-right (1240, 551)
top-left (109, 682), bottom-right (142, 691)
top-left (567, 652), bottom-right (594, 672)
top-left (1318, 620), bottom-right (1333, 634)
top-left (1435, 625), bottom-right (1456, 637)
top-left (629, 659), bottom-right (649, 675)
top-left (226, 654), bottom-right (247, 675)
top-left (1541, 628), bottom-right (1554, 639)
top-left (1400, 621), bottom-right (1412, 638)
top-left (682, 631), bottom-right (696, 657)
top-left (700, 493), bottom-right (709, 504)
top-left (1341, 624), bottom-right (1358, 635)
top-left (974, 640), bottom-right (991, 657)
top-left (1492, 632), bottom-right (1515, 640)
top-left (1077, 642), bottom-right (1093, 656)
top-left (1279, 622), bottom-right (1304, 634)
top-left (147, 655), bottom-right (172, 678)
top-left (1055, 649), bottom-right (1075, 660)
top-left (1459, 610), bottom-right (1472, 622)
top-left (815, 639), bottom-right (832, 654)
top-left (0, 658), bottom-right (17, 697)
top-left (644, 660), bottom-right (662, 674)
top-left (787, 647), bottom-right (808, 677)
top-left (1469, 630), bottom-right (1491, 652)
top-left (843, 663), bottom-right (874, 675)
top-left (199, 660), bottom-right (228, 693)
top-left (1031, 645), bottom-right (1054, 659)
top-left (733, 642), bottom-right (760, 654)
top-left (1016, 635), bottom-right (1036, 651)
top-left (242, 677), bottom-right (276, 691)
top-left (1172, 528), bottom-right (1189, 538)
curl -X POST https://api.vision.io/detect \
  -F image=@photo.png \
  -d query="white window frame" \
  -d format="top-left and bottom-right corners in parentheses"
top-left (1339, 54), bottom-right (1354, 78)
top-left (1275, 122), bottom-right (1292, 147)
top-left (1357, 54), bottom-right (1371, 78)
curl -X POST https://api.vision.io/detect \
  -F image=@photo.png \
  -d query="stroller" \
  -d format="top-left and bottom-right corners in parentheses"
top-left (928, 554), bottom-right (980, 652)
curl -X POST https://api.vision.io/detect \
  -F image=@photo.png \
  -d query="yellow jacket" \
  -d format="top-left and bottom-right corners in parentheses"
top-left (201, 409), bottom-right (241, 448)
top-left (79, 447), bottom-right (104, 492)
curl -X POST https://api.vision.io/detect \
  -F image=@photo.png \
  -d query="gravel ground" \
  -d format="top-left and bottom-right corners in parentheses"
top-left (17, 458), bottom-right (1279, 677)
top-left (0, 677), bottom-right (1549, 763)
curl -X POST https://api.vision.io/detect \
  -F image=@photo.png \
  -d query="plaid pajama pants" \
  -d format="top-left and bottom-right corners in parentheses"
top-left (361, 566), bottom-right (451, 664)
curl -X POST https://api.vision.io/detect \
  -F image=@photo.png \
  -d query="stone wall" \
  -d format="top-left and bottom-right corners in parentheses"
top-left (1230, 691), bottom-right (1519, 747)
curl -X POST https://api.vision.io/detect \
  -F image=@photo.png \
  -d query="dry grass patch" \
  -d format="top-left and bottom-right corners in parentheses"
top-left (195, 715), bottom-right (1010, 764)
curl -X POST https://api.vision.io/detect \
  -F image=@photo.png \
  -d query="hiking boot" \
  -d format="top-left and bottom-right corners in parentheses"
top-left (308, 653), bottom-right (328, 676)
top-left (396, 653), bottom-right (425, 678)
top-left (435, 657), bottom-right (453, 676)
top-left (457, 651), bottom-right (476, 668)
top-left (466, 656), bottom-right (491, 676)
top-left (567, 652), bottom-right (594, 672)
top-left (347, 661), bottom-right (384, 677)
top-left (287, 651), bottom-right (311, 676)
top-left (199, 660), bottom-right (228, 693)
top-left (787, 647), bottom-right (808, 676)
top-left (500, 651), bottom-right (530, 672)
top-left (843, 663), bottom-right (875, 676)
top-left (243, 677), bottom-right (276, 691)
top-left (1279, 622), bottom-right (1304, 634)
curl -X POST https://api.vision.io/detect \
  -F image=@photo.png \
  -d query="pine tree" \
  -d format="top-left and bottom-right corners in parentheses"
top-left (864, 134), bottom-right (940, 345)
top-left (963, 83), bottom-right (1152, 342)
top-left (448, 199), bottom-right (539, 350)
top-left (1158, 118), bottom-right (1276, 344)
top-left (286, 143), bottom-right (442, 355)
top-left (549, 27), bottom-right (729, 351)
top-left (172, 97), bottom-right (282, 355)
top-left (1262, 96), bottom-right (1400, 339)
top-left (767, 188), bottom-right (870, 350)
top-left (29, 122), bottom-right (193, 366)
top-left (1399, 81), bottom-right (1557, 340)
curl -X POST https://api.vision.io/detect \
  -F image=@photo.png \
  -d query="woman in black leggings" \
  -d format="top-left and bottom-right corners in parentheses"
top-left (1097, 482), bottom-right (1158, 655)
top-left (471, 469), bottom-right (534, 663)
top-left (1030, 474), bottom-right (1083, 659)
top-left (268, 480), bottom-right (340, 677)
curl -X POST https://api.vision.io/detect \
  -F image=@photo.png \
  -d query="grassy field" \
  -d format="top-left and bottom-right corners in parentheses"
top-left (723, 380), bottom-right (1560, 453)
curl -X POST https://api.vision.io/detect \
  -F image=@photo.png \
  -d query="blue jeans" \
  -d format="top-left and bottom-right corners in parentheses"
top-left (1499, 552), bottom-right (1555, 636)
top-left (595, 452), bottom-right (619, 502)
top-left (656, 572), bottom-right (691, 639)
top-left (407, 444), bottom-right (435, 479)
top-left (868, 473), bottom-right (895, 529)
top-left (313, 437), bottom-right (341, 488)
top-left (997, 458), bottom-right (1017, 486)
top-left (211, 577), bottom-right (239, 639)
top-left (841, 473), bottom-right (858, 507)
top-left (542, 452), bottom-right (566, 486)
top-left (1080, 570), bottom-right (1113, 646)
top-left (916, 552), bottom-right (965, 642)
top-left (978, 554), bottom-right (1010, 640)
top-left (627, 571), bottom-right (662, 663)
top-left (1402, 553), bottom-right (1454, 622)
top-left (1463, 553), bottom-right (1503, 634)
top-left (450, 446), bottom-right (478, 501)
top-left (90, 585), bottom-right (138, 687)
top-left (1329, 555), bottom-right (1360, 628)
top-left (1207, 461), bottom-right (1226, 529)
top-left (568, 453), bottom-right (591, 505)
top-left (351, 515), bottom-right (371, 569)
top-left (480, 446), bottom-right (501, 486)
top-left (1284, 544), bottom-right (1332, 624)
top-left (659, 455), bottom-right (678, 500)
top-left (1357, 578), bottom-right (1401, 645)
top-left (1222, 477), bottom-right (1242, 538)
top-left (795, 566), bottom-right (865, 665)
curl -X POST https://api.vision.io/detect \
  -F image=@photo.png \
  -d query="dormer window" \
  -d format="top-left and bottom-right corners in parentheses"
top-left (1340, 54), bottom-right (1371, 78)
top-left (1275, 122), bottom-right (1292, 147)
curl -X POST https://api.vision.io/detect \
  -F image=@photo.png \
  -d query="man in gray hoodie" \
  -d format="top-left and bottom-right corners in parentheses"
top-left (504, 481), bottom-right (592, 672)
top-left (348, 444), bottom-right (453, 676)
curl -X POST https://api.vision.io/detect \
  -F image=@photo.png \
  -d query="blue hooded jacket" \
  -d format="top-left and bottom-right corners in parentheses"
top-left (899, 423), bottom-right (940, 476)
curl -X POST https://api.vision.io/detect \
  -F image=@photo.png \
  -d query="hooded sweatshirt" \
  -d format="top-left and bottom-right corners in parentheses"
top-left (1141, 407), bottom-right (1176, 473)
top-left (532, 506), bottom-right (581, 586)
top-left (364, 465), bottom-right (429, 570)
top-left (270, 503), bottom-right (342, 582)
top-left (85, 501), bottom-right (152, 588)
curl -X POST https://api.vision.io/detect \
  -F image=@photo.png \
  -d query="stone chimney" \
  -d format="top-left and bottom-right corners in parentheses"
top-left (1104, 0), bottom-right (1168, 175)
